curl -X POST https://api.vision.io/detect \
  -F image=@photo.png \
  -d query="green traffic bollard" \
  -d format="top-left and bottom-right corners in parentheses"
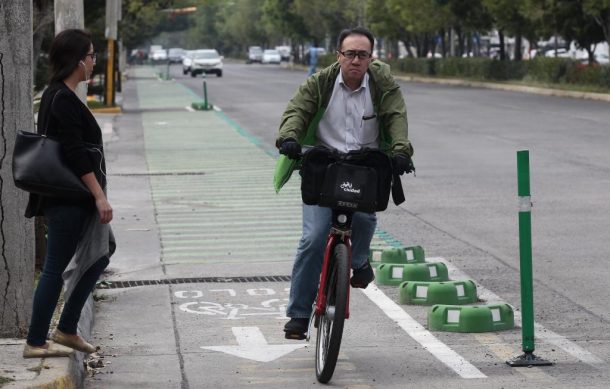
top-left (507, 150), bottom-right (552, 367)
top-left (191, 78), bottom-right (213, 111)
top-left (203, 79), bottom-right (209, 110)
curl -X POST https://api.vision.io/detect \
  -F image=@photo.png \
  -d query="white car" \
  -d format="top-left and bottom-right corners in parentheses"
top-left (594, 52), bottom-right (609, 65)
top-left (247, 46), bottom-right (263, 63)
top-left (262, 49), bottom-right (282, 64)
top-left (151, 49), bottom-right (168, 61)
top-left (181, 50), bottom-right (197, 74)
top-left (190, 49), bottom-right (223, 77)
top-left (168, 48), bottom-right (185, 63)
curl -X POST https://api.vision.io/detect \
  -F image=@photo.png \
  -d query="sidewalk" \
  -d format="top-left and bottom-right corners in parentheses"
top-left (0, 113), bottom-right (119, 389)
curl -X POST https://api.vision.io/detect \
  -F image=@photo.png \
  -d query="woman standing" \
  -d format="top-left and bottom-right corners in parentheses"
top-left (23, 29), bottom-right (115, 358)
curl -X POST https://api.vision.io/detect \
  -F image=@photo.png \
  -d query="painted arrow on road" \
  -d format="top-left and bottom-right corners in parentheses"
top-left (201, 326), bottom-right (306, 362)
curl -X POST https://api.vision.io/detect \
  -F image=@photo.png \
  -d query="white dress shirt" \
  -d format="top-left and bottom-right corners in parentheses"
top-left (316, 71), bottom-right (379, 153)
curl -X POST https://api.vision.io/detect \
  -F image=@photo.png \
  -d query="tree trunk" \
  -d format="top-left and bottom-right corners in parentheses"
top-left (54, 0), bottom-right (86, 103)
top-left (499, 30), bottom-right (506, 61)
top-left (456, 27), bottom-right (464, 57)
top-left (0, 0), bottom-right (35, 338)
top-left (514, 34), bottom-right (523, 61)
top-left (440, 28), bottom-right (447, 57)
top-left (33, 0), bottom-right (54, 78)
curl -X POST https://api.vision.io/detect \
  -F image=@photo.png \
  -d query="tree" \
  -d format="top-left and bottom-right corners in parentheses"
top-left (583, 0), bottom-right (610, 57)
top-left (33, 0), bottom-right (54, 90)
top-left (0, 0), bottom-right (35, 338)
top-left (560, 1), bottom-right (605, 64)
top-left (483, 0), bottom-right (532, 60)
top-left (443, 0), bottom-right (493, 57)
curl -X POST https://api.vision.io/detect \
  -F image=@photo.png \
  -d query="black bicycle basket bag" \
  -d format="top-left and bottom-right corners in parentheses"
top-left (299, 147), bottom-right (336, 205)
top-left (319, 162), bottom-right (379, 212)
top-left (347, 149), bottom-right (393, 211)
top-left (300, 147), bottom-right (393, 212)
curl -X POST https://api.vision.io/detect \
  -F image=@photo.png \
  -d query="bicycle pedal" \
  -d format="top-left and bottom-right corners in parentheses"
top-left (284, 331), bottom-right (306, 340)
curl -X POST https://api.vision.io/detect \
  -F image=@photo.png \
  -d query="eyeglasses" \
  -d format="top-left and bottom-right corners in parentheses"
top-left (86, 52), bottom-right (97, 62)
top-left (338, 50), bottom-right (371, 60)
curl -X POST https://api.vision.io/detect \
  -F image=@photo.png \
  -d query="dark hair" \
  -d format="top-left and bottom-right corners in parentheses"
top-left (337, 27), bottom-right (375, 52)
top-left (48, 29), bottom-right (92, 83)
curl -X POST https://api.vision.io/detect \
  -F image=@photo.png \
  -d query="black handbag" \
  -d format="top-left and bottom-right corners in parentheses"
top-left (12, 91), bottom-right (103, 199)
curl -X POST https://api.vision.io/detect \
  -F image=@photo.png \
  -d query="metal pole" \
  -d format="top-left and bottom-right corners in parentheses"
top-left (517, 150), bottom-right (534, 352)
top-left (203, 79), bottom-right (208, 109)
top-left (166, 47), bottom-right (170, 80)
top-left (507, 150), bottom-right (552, 367)
top-left (106, 38), bottom-right (115, 106)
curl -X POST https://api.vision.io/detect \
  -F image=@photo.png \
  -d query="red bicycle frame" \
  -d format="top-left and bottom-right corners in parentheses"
top-left (314, 233), bottom-right (352, 319)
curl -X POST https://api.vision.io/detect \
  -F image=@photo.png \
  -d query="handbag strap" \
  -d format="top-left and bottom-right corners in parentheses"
top-left (41, 89), bottom-right (64, 136)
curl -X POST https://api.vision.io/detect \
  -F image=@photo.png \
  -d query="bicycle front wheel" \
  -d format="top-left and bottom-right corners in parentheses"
top-left (315, 242), bottom-right (350, 383)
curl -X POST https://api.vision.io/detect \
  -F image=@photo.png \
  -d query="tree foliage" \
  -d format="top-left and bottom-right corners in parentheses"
top-left (50, 0), bottom-right (608, 62)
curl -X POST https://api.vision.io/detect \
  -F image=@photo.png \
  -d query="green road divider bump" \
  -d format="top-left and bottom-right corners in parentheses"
top-left (369, 245), bottom-right (425, 268)
top-left (403, 245), bottom-right (425, 263)
top-left (402, 262), bottom-right (449, 282)
top-left (428, 303), bottom-right (515, 333)
top-left (192, 101), bottom-right (214, 111)
top-left (376, 262), bottom-right (449, 286)
top-left (398, 280), bottom-right (478, 305)
top-left (376, 264), bottom-right (409, 286)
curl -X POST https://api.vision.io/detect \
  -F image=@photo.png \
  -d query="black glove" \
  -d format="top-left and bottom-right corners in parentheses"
top-left (392, 153), bottom-right (414, 175)
top-left (279, 138), bottom-right (301, 160)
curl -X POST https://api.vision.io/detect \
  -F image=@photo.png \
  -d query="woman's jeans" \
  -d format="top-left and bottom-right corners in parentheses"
top-left (27, 203), bottom-right (109, 346)
top-left (286, 204), bottom-right (376, 318)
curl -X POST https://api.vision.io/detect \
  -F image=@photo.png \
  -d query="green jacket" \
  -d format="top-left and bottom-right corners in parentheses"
top-left (274, 60), bottom-right (413, 192)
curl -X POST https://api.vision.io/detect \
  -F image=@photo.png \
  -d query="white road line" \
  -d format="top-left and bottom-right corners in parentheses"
top-left (428, 256), bottom-right (604, 365)
top-left (361, 284), bottom-right (487, 379)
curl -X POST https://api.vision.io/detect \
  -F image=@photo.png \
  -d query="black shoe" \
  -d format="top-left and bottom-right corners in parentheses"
top-left (284, 318), bottom-right (309, 340)
top-left (350, 263), bottom-right (375, 288)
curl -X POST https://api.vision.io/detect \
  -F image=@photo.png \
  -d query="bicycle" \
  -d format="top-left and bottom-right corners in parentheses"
top-left (286, 146), bottom-right (399, 383)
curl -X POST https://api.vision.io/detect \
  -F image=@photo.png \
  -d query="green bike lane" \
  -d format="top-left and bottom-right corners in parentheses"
top-left (88, 67), bottom-right (607, 388)
top-left (136, 67), bottom-right (392, 276)
top-left (131, 68), bottom-right (474, 388)
top-left (120, 67), bottom-right (423, 388)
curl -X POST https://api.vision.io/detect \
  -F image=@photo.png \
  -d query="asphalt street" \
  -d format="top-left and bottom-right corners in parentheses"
top-left (86, 63), bottom-right (610, 388)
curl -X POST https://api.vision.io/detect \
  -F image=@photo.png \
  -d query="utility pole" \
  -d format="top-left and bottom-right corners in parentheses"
top-left (0, 0), bottom-right (35, 338)
top-left (54, 0), bottom-right (87, 103)
top-left (105, 0), bottom-right (121, 107)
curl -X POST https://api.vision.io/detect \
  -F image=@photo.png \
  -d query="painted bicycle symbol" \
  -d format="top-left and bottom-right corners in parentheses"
top-left (179, 298), bottom-right (288, 320)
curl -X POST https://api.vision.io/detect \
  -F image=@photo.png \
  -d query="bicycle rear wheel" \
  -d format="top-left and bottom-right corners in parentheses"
top-left (315, 242), bottom-right (350, 383)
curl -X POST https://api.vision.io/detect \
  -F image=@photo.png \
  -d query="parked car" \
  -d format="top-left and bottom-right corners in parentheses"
top-left (262, 49), bottom-right (282, 64)
top-left (168, 48), bottom-right (185, 63)
top-left (151, 49), bottom-right (168, 61)
top-left (275, 45), bottom-right (291, 61)
top-left (595, 52), bottom-right (609, 65)
top-left (190, 49), bottom-right (223, 77)
top-left (182, 50), bottom-right (197, 74)
top-left (246, 46), bottom-right (263, 64)
top-left (544, 48), bottom-right (571, 58)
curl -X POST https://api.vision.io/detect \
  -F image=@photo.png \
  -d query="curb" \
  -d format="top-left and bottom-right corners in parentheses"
top-left (3, 297), bottom-right (94, 389)
top-left (90, 106), bottom-right (122, 114)
top-left (395, 74), bottom-right (610, 103)
top-left (279, 61), bottom-right (610, 103)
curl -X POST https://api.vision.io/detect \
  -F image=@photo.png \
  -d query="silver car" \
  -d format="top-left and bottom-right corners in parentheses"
top-left (262, 49), bottom-right (282, 64)
top-left (190, 49), bottom-right (223, 78)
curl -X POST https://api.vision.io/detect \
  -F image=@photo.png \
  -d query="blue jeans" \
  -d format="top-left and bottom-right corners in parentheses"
top-left (286, 204), bottom-right (376, 318)
top-left (27, 202), bottom-right (109, 346)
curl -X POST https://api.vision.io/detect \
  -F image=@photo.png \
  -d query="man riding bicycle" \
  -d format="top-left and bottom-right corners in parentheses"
top-left (275, 27), bottom-right (414, 340)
